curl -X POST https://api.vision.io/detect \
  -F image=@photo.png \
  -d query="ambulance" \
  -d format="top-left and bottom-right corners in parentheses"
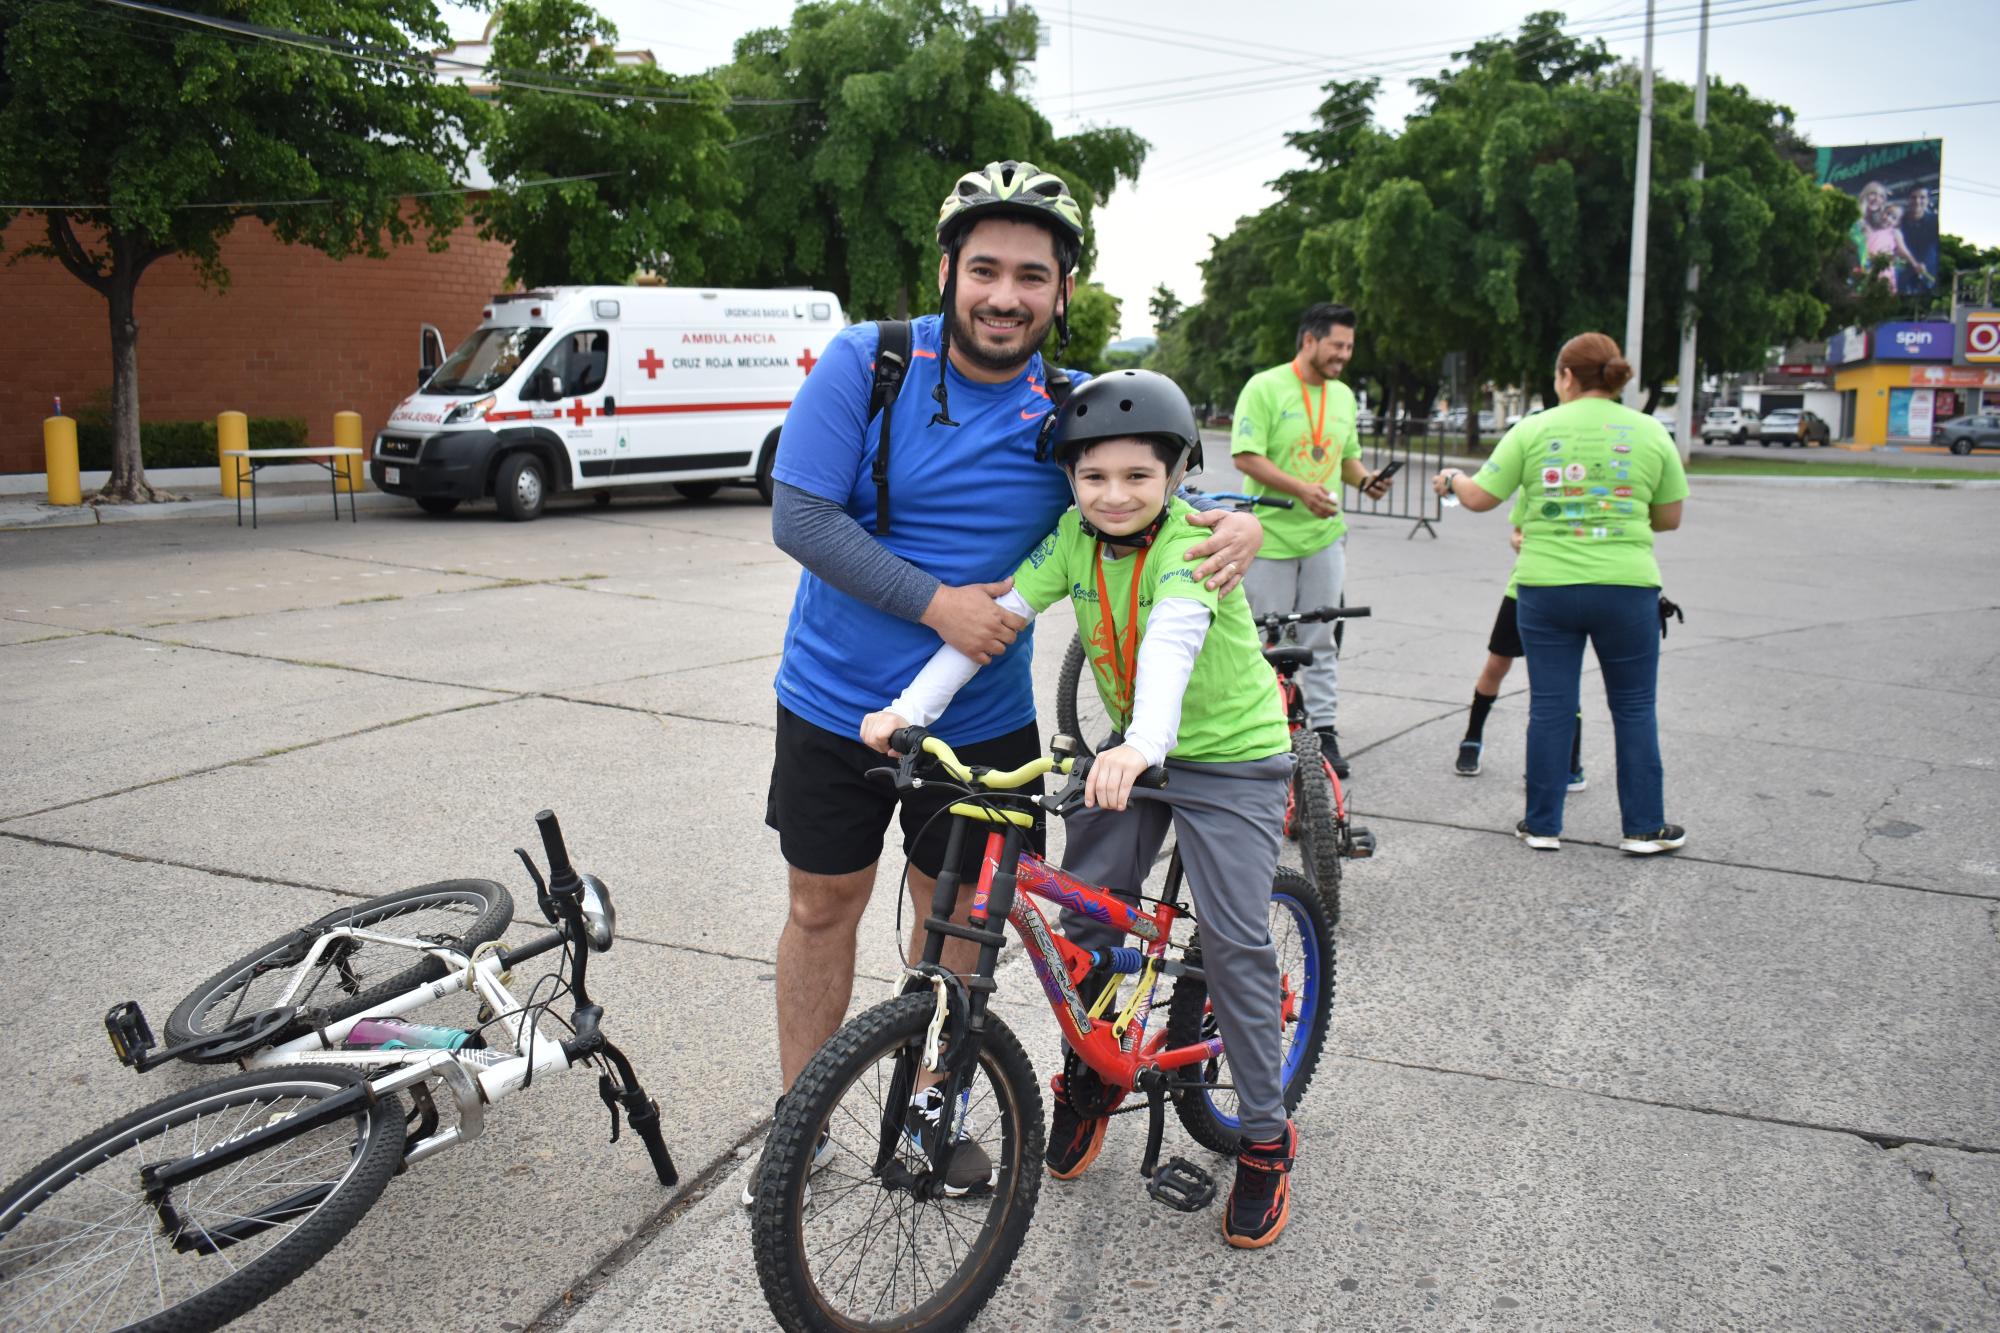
top-left (372, 286), bottom-right (844, 520)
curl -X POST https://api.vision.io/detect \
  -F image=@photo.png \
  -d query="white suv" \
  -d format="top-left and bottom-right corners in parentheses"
top-left (1701, 406), bottom-right (1760, 446)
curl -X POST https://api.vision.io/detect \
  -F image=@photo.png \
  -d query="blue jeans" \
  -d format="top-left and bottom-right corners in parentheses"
top-left (1515, 584), bottom-right (1663, 837)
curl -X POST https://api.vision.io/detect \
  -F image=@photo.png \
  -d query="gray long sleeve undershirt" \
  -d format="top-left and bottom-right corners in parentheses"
top-left (770, 479), bottom-right (1230, 625)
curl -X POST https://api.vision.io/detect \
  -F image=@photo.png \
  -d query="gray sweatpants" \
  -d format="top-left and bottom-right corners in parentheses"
top-left (1058, 752), bottom-right (1293, 1141)
top-left (1243, 537), bottom-right (1346, 731)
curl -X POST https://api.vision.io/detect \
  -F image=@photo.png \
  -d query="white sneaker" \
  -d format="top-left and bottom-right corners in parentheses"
top-left (1515, 820), bottom-right (1560, 851)
top-left (1619, 825), bottom-right (1687, 855)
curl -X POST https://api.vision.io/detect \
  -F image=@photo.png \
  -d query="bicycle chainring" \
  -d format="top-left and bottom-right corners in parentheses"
top-left (1060, 1047), bottom-right (1124, 1119)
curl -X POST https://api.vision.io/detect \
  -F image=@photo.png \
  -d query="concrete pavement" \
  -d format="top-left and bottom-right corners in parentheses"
top-left (1, 474), bottom-right (1995, 1332)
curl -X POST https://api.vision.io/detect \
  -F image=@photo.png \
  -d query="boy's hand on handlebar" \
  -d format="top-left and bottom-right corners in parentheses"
top-left (860, 710), bottom-right (910, 755)
top-left (1085, 744), bottom-right (1151, 813)
top-left (921, 579), bottom-right (1026, 665)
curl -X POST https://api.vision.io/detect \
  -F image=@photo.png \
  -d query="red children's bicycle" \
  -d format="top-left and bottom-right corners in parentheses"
top-left (749, 731), bottom-right (1338, 1332)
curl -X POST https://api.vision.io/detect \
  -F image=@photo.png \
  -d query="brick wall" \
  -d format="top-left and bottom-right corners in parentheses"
top-left (2, 211), bottom-right (513, 473)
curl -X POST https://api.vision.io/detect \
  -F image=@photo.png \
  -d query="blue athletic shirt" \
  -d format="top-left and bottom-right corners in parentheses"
top-left (773, 315), bottom-right (1085, 746)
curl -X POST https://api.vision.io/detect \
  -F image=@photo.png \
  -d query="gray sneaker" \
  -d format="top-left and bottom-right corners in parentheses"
top-left (906, 1085), bottom-right (996, 1194)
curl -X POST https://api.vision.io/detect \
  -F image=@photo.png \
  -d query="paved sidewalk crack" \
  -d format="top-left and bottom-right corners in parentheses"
top-left (1906, 1163), bottom-right (2000, 1307)
top-left (1343, 1052), bottom-right (2000, 1156)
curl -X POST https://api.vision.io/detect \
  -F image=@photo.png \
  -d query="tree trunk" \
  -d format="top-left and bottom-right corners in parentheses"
top-left (100, 263), bottom-right (157, 502)
top-left (1641, 383), bottom-right (1661, 414)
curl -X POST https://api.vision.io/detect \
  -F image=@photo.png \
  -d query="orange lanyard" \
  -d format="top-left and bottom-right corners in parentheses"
top-left (1293, 360), bottom-right (1328, 450)
top-left (1091, 542), bottom-right (1150, 728)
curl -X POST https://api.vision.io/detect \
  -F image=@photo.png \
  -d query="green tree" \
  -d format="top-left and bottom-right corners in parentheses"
top-left (1147, 283), bottom-right (1183, 332)
top-left (1049, 280), bottom-right (1119, 374)
top-left (0, 0), bottom-right (480, 501)
top-left (475, 0), bottom-right (739, 286)
top-left (707, 0), bottom-right (1145, 319)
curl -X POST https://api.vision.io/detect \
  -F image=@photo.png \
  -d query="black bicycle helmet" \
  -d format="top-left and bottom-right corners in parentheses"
top-left (1050, 369), bottom-right (1205, 547)
top-left (928, 160), bottom-right (1086, 430)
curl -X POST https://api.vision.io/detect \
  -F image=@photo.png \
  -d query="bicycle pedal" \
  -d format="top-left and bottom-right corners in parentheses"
top-left (1146, 1156), bottom-right (1216, 1212)
top-left (104, 1001), bottom-right (155, 1068)
top-left (1344, 826), bottom-right (1377, 858)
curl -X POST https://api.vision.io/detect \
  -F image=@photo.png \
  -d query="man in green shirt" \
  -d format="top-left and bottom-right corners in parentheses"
top-left (1230, 303), bottom-right (1394, 778)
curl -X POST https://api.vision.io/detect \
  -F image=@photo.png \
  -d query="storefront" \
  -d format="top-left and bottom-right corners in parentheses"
top-left (1828, 320), bottom-right (1997, 444)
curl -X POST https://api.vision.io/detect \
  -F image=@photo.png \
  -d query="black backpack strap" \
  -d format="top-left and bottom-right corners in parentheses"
top-left (1034, 363), bottom-right (1076, 461)
top-left (869, 321), bottom-right (911, 536)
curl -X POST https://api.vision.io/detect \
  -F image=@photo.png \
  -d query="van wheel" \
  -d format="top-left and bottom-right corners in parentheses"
top-left (673, 482), bottom-right (722, 501)
top-left (756, 430), bottom-right (781, 504)
top-left (416, 497), bottom-right (460, 516)
top-left (495, 453), bottom-right (547, 521)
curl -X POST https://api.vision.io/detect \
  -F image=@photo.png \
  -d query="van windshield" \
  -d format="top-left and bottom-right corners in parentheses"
top-left (424, 326), bottom-right (551, 394)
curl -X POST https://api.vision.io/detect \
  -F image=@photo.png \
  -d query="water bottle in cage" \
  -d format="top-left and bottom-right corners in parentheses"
top-left (344, 1017), bottom-right (486, 1051)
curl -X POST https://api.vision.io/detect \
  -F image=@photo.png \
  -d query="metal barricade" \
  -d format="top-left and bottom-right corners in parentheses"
top-left (1352, 430), bottom-right (1446, 538)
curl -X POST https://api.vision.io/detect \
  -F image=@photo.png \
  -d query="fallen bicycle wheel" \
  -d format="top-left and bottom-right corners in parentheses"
top-left (0, 1065), bottom-right (404, 1332)
top-left (751, 992), bottom-right (1044, 1331)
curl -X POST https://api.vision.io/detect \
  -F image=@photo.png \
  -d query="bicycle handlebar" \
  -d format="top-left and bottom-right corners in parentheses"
top-left (1199, 490), bottom-right (1295, 510)
top-left (886, 727), bottom-right (1167, 794)
top-left (1256, 604), bottom-right (1371, 629)
top-left (535, 809), bottom-right (578, 892)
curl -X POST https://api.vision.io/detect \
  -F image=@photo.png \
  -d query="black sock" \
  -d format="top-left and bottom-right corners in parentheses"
top-left (1570, 711), bottom-right (1583, 772)
top-left (1465, 690), bottom-right (1498, 742)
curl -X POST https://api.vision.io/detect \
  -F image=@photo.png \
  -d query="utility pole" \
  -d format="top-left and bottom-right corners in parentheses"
top-left (1622, 0), bottom-right (1656, 409)
top-left (1673, 0), bottom-right (1709, 460)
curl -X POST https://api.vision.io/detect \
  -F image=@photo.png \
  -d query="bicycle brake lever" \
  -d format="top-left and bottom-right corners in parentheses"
top-left (514, 847), bottom-right (555, 924)
top-left (597, 1073), bottom-right (623, 1145)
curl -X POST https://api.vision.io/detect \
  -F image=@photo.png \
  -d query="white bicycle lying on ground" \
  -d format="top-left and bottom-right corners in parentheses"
top-left (0, 810), bottom-right (677, 1333)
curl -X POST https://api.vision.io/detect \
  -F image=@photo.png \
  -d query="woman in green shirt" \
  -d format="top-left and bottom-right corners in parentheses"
top-left (1431, 333), bottom-right (1688, 855)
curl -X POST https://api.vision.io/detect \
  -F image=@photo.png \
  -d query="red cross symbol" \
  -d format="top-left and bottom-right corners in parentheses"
top-left (797, 346), bottom-right (819, 376)
top-left (637, 348), bottom-right (664, 379)
top-left (567, 398), bottom-right (591, 427)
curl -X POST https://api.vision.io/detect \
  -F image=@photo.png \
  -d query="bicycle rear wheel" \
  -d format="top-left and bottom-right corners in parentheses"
top-left (0, 1065), bottom-right (404, 1332)
top-left (1164, 866), bottom-right (1336, 1154)
top-left (752, 993), bottom-right (1043, 1332)
top-left (165, 880), bottom-right (515, 1058)
top-left (1054, 633), bottom-right (1116, 758)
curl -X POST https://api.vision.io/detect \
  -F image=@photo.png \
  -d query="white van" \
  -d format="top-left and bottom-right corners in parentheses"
top-left (372, 285), bottom-right (844, 519)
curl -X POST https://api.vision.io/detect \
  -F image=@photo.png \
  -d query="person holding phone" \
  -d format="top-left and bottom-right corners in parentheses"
top-left (1230, 302), bottom-right (1395, 778)
top-left (1432, 332), bottom-right (1687, 855)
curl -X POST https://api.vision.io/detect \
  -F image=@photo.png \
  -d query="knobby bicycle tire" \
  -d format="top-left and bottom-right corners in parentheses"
top-left (165, 880), bottom-right (515, 1058)
top-left (1054, 631), bottom-right (1113, 758)
top-left (1289, 730), bottom-right (1343, 920)
top-left (752, 992), bottom-right (1044, 1332)
top-left (1164, 866), bottom-right (1337, 1154)
top-left (0, 1064), bottom-right (405, 1332)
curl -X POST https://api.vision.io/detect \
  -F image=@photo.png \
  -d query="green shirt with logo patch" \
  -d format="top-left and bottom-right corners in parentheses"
top-left (1012, 499), bottom-right (1290, 764)
top-left (1473, 397), bottom-right (1689, 588)
top-left (1229, 362), bottom-right (1362, 558)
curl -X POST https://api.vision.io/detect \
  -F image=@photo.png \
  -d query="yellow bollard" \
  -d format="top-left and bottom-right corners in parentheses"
top-left (44, 415), bottom-right (82, 506)
top-left (217, 410), bottom-right (247, 499)
top-left (333, 411), bottom-right (365, 492)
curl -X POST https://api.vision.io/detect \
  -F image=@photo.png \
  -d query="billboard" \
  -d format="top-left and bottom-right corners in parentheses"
top-left (1959, 309), bottom-right (2000, 365)
top-left (1814, 139), bottom-right (1941, 295)
top-left (1873, 320), bottom-right (1953, 361)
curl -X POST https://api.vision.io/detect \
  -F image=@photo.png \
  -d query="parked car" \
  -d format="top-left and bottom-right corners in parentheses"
top-left (1701, 406), bottom-right (1760, 446)
top-left (1933, 413), bottom-right (2000, 455)
top-left (1757, 408), bottom-right (1832, 447)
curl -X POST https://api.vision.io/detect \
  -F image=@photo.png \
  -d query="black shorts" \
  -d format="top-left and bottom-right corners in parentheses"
top-left (765, 704), bottom-right (1047, 879)
top-left (1488, 594), bottom-right (1524, 659)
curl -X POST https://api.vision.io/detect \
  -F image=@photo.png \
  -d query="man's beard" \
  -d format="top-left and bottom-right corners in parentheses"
top-left (945, 300), bottom-right (1058, 374)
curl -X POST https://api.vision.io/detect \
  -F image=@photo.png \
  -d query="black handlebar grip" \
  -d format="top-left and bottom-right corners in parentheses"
top-left (1263, 496), bottom-right (1296, 509)
top-left (890, 725), bottom-right (929, 755)
top-left (1136, 766), bottom-right (1169, 789)
top-left (535, 809), bottom-right (577, 888)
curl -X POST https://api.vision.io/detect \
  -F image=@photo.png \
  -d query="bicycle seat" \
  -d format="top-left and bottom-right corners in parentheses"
top-left (1263, 645), bottom-right (1314, 671)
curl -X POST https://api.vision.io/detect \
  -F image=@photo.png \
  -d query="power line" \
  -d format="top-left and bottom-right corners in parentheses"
top-left (2, 169), bottom-right (625, 212)
top-left (1800, 97), bottom-right (2000, 122)
top-left (96, 0), bottom-right (811, 107)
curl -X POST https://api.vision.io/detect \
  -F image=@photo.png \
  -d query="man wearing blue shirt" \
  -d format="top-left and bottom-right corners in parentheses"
top-left (750, 162), bottom-right (1262, 1197)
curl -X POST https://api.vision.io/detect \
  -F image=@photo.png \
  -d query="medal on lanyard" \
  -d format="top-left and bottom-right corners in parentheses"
top-left (1092, 542), bottom-right (1150, 729)
top-left (1295, 360), bottom-right (1329, 462)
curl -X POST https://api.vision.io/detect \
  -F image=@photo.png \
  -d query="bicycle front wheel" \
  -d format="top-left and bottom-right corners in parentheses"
top-left (165, 880), bottom-right (515, 1059)
top-left (752, 993), bottom-right (1044, 1332)
top-left (0, 1065), bottom-right (405, 1332)
top-left (1164, 866), bottom-right (1337, 1154)
top-left (1054, 633), bottom-right (1117, 758)
top-left (1289, 730), bottom-right (1343, 919)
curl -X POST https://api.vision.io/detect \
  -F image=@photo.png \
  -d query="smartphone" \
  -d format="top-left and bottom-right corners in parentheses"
top-left (1370, 458), bottom-right (1405, 486)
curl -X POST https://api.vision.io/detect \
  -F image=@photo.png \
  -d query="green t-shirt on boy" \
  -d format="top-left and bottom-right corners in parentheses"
top-left (1013, 499), bottom-right (1289, 764)
top-left (1229, 362), bottom-right (1362, 558)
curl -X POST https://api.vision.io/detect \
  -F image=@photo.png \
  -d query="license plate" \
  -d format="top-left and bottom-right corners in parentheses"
top-left (384, 466), bottom-right (401, 484)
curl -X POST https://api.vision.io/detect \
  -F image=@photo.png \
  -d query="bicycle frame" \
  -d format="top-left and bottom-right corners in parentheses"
top-left (237, 924), bottom-right (580, 1166)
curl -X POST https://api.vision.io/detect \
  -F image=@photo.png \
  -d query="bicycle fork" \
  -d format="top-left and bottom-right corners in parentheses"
top-left (882, 819), bottom-right (1017, 1198)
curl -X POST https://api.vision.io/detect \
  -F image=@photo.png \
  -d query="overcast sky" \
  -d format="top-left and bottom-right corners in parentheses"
top-left (442, 0), bottom-right (2000, 338)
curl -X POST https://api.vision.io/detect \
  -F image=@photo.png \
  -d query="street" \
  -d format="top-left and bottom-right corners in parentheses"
top-left (2, 474), bottom-right (1996, 1331)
